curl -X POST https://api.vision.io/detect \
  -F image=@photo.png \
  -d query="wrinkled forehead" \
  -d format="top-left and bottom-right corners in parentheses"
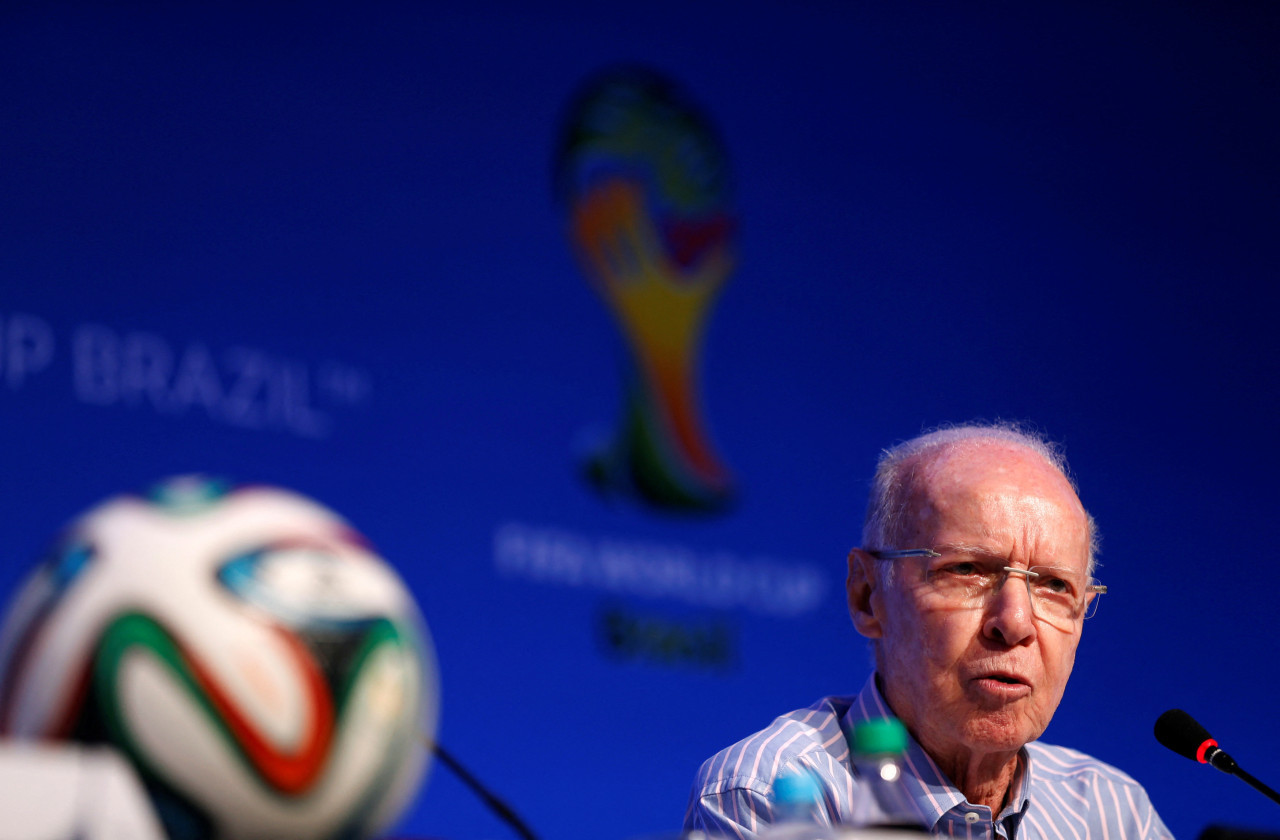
top-left (901, 442), bottom-right (1090, 559)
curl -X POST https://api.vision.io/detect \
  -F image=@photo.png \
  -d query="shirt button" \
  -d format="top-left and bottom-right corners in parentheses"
top-left (964, 812), bottom-right (981, 824)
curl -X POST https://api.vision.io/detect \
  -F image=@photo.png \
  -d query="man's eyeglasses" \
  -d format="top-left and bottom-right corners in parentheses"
top-left (865, 548), bottom-right (1107, 630)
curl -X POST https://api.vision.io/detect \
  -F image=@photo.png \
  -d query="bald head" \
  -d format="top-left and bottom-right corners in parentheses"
top-left (862, 424), bottom-right (1098, 574)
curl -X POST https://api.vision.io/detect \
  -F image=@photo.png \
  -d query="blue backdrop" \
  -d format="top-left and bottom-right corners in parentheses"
top-left (2, 3), bottom-right (1278, 840)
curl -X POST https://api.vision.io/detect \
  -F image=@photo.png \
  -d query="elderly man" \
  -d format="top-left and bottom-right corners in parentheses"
top-left (684, 424), bottom-right (1170, 839)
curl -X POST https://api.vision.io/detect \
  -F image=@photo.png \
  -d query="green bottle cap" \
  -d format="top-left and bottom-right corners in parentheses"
top-left (853, 717), bottom-right (908, 755)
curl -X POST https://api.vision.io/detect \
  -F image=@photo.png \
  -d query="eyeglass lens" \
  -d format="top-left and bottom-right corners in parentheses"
top-left (924, 564), bottom-right (1100, 626)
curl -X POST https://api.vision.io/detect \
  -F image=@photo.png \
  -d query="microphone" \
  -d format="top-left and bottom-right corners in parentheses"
top-left (1155, 709), bottom-right (1280, 808)
top-left (1155, 709), bottom-right (1239, 774)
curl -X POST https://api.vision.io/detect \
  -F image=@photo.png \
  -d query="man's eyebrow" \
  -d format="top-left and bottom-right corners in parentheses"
top-left (933, 544), bottom-right (1081, 573)
top-left (933, 543), bottom-right (1006, 560)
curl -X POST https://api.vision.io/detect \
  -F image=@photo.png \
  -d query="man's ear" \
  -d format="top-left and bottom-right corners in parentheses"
top-left (846, 548), bottom-right (883, 639)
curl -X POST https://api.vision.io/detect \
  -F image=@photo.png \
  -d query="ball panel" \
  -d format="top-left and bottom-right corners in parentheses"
top-left (0, 477), bottom-right (437, 840)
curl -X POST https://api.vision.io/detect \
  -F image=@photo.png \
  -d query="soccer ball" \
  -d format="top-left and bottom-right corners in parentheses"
top-left (0, 477), bottom-right (437, 840)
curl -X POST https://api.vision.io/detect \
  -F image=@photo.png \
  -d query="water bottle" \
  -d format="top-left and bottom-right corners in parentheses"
top-left (774, 769), bottom-right (823, 824)
top-left (763, 767), bottom-right (843, 840)
top-left (849, 718), bottom-right (927, 831)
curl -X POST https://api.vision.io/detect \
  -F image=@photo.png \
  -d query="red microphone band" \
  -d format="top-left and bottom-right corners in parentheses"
top-left (1196, 738), bottom-right (1219, 764)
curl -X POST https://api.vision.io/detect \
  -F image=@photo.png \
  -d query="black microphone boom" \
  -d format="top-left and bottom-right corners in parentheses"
top-left (1155, 709), bottom-right (1280, 809)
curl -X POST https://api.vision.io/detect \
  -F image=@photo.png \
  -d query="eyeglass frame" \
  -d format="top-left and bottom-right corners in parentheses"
top-left (863, 548), bottom-right (1108, 622)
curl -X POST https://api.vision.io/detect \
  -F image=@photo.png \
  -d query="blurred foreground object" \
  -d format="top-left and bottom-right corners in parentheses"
top-left (0, 476), bottom-right (438, 840)
top-left (0, 742), bottom-right (165, 840)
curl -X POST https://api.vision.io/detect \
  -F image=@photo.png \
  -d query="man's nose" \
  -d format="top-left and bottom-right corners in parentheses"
top-left (982, 569), bottom-right (1037, 646)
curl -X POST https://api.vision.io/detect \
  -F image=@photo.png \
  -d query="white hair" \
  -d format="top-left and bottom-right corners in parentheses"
top-left (861, 422), bottom-right (1099, 575)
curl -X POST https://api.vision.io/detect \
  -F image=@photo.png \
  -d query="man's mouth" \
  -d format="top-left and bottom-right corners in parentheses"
top-left (986, 674), bottom-right (1025, 685)
top-left (970, 670), bottom-right (1032, 695)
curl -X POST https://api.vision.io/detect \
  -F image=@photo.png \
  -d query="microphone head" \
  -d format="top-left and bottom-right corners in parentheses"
top-left (1155, 708), bottom-right (1216, 763)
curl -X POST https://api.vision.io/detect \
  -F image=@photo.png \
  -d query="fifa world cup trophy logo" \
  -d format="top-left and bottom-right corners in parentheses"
top-left (555, 68), bottom-right (736, 512)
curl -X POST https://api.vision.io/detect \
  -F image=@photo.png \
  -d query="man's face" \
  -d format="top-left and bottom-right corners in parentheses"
top-left (864, 443), bottom-right (1092, 765)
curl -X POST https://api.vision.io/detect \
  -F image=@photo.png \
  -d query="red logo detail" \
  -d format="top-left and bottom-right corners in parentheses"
top-left (185, 625), bottom-right (335, 794)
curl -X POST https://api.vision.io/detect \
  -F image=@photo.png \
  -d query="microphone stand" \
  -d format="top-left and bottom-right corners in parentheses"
top-left (1231, 766), bottom-right (1280, 809)
top-left (428, 740), bottom-right (541, 840)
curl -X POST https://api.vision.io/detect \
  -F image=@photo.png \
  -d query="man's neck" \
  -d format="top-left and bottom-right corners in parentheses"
top-left (871, 673), bottom-right (1024, 814)
top-left (935, 750), bottom-right (1022, 814)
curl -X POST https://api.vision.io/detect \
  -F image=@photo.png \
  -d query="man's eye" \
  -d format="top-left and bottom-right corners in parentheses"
top-left (943, 562), bottom-right (979, 576)
top-left (1038, 576), bottom-right (1071, 595)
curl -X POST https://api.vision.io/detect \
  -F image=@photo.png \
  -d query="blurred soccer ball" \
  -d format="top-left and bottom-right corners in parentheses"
top-left (0, 477), bottom-right (437, 840)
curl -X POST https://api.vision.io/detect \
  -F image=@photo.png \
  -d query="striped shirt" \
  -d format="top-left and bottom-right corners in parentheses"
top-left (684, 675), bottom-right (1172, 840)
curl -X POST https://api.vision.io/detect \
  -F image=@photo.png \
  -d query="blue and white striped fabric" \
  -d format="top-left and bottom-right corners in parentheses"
top-left (684, 675), bottom-right (1172, 840)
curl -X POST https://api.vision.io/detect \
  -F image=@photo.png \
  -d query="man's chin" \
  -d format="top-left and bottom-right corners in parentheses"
top-left (963, 709), bottom-right (1042, 753)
